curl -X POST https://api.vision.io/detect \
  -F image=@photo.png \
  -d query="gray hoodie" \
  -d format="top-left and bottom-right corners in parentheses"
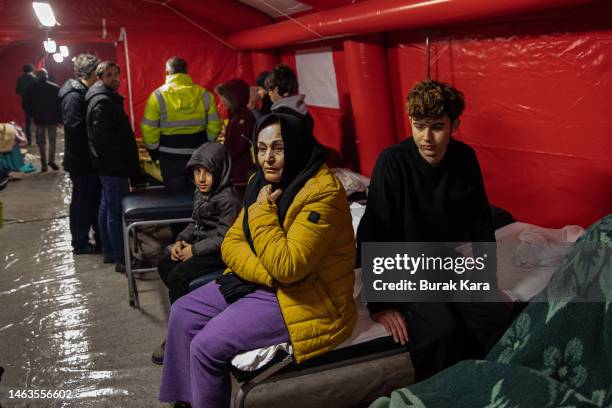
top-left (270, 94), bottom-right (314, 134)
top-left (177, 143), bottom-right (241, 257)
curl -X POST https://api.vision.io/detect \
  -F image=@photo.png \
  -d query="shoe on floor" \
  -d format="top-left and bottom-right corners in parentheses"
top-left (115, 263), bottom-right (126, 274)
top-left (74, 243), bottom-right (99, 255)
top-left (103, 254), bottom-right (115, 264)
top-left (174, 402), bottom-right (191, 408)
top-left (152, 339), bottom-right (165, 365)
top-left (48, 162), bottom-right (60, 171)
top-left (40, 166), bottom-right (48, 173)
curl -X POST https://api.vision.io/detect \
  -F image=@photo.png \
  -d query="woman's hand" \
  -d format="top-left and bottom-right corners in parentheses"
top-left (372, 309), bottom-right (409, 345)
top-left (256, 184), bottom-right (283, 205)
top-left (180, 243), bottom-right (193, 261)
top-left (170, 241), bottom-right (183, 261)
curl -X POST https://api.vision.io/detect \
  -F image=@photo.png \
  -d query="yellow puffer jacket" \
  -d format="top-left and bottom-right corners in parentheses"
top-left (221, 164), bottom-right (357, 363)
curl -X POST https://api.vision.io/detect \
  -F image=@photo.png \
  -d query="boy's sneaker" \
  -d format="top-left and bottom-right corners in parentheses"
top-left (152, 339), bottom-right (165, 365)
top-left (103, 254), bottom-right (115, 264)
top-left (115, 263), bottom-right (126, 274)
top-left (40, 166), bottom-right (48, 173)
top-left (48, 162), bottom-right (60, 171)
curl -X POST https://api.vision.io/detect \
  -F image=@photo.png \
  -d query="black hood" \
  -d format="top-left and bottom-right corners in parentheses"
top-left (59, 79), bottom-right (87, 99)
top-left (85, 81), bottom-right (121, 104)
top-left (186, 142), bottom-right (233, 195)
top-left (242, 112), bottom-right (327, 254)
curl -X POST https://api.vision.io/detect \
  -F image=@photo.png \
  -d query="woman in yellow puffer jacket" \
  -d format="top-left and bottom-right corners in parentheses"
top-left (159, 112), bottom-right (357, 408)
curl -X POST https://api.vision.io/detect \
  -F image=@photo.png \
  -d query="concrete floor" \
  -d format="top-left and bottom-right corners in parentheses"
top-left (0, 139), bottom-right (413, 407)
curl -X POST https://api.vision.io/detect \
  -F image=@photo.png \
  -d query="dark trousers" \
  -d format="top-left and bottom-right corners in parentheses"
top-left (24, 111), bottom-right (32, 145)
top-left (397, 301), bottom-right (513, 382)
top-left (158, 253), bottom-right (225, 304)
top-left (159, 153), bottom-right (193, 192)
top-left (36, 125), bottom-right (57, 166)
top-left (99, 176), bottom-right (129, 263)
top-left (159, 152), bottom-right (192, 237)
top-left (69, 173), bottom-right (101, 250)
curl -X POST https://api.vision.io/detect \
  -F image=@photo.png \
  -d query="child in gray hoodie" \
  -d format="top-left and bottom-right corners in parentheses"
top-left (153, 142), bottom-right (240, 364)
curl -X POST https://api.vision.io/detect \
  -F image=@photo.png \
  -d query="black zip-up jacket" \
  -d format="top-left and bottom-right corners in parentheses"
top-left (59, 79), bottom-right (95, 174)
top-left (85, 82), bottom-right (139, 177)
top-left (177, 143), bottom-right (241, 256)
top-left (16, 73), bottom-right (36, 98)
top-left (22, 79), bottom-right (62, 125)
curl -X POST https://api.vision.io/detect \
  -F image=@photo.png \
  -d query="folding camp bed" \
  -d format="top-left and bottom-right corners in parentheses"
top-left (122, 189), bottom-right (194, 307)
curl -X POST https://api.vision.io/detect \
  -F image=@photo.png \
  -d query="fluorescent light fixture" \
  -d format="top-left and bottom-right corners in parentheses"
top-left (43, 38), bottom-right (56, 53)
top-left (52, 53), bottom-right (64, 63)
top-left (59, 45), bottom-right (69, 57)
top-left (33, 2), bottom-right (57, 27)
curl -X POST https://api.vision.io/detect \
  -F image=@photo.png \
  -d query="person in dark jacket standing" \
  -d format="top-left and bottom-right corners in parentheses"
top-left (86, 61), bottom-right (139, 273)
top-left (357, 79), bottom-right (514, 382)
top-left (59, 54), bottom-right (101, 255)
top-left (255, 71), bottom-right (272, 117)
top-left (152, 142), bottom-right (240, 365)
top-left (215, 79), bottom-right (256, 191)
top-left (265, 64), bottom-right (314, 134)
top-left (15, 64), bottom-right (36, 146)
top-left (22, 69), bottom-right (61, 171)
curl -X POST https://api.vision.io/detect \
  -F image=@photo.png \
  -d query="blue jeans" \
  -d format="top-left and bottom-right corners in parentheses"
top-left (99, 176), bottom-right (129, 264)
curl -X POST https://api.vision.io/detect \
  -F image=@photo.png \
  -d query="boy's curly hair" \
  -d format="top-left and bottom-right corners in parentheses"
top-left (407, 80), bottom-right (465, 122)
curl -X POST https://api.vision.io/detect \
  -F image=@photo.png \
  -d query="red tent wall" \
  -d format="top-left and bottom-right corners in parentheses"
top-left (386, 1), bottom-right (612, 228)
top-left (2, 41), bottom-right (118, 125)
top-left (116, 27), bottom-right (253, 138)
top-left (278, 40), bottom-right (359, 170)
top-left (1, 42), bottom-right (41, 125)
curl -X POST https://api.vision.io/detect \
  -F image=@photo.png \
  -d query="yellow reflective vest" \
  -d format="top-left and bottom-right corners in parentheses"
top-left (141, 73), bottom-right (222, 155)
top-left (221, 165), bottom-right (358, 363)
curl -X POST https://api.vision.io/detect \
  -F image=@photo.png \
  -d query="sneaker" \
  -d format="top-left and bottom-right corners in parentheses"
top-left (48, 162), bottom-right (60, 171)
top-left (174, 402), bottom-right (191, 408)
top-left (74, 243), bottom-right (99, 255)
top-left (41, 166), bottom-right (48, 173)
top-left (103, 254), bottom-right (115, 264)
top-left (115, 263), bottom-right (126, 274)
top-left (152, 339), bottom-right (165, 365)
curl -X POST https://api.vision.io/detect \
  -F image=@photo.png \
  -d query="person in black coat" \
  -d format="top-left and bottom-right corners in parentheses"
top-left (86, 61), bottom-right (139, 272)
top-left (357, 79), bottom-right (514, 382)
top-left (15, 64), bottom-right (36, 146)
top-left (59, 54), bottom-right (101, 254)
top-left (215, 78), bottom-right (256, 190)
top-left (22, 69), bottom-right (61, 171)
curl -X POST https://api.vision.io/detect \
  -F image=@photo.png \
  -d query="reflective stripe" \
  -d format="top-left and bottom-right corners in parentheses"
top-left (159, 146), bottom-right (196, 155)
top-left (203, 91), bottom-right (211, 111)
top-left (144, 142), bottom-right (160, 150)
top-left (154, 90), bottom-right (168, 122)
top-left (141, 117), bottom-right (160, 127)
top-left (160, 119), bottom-right (207, 129)
top-left (207, 112), bottom-right (220, 122)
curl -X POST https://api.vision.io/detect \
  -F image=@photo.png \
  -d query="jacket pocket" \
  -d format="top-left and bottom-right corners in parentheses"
top-left (311, 277), bottom-right (340, 319)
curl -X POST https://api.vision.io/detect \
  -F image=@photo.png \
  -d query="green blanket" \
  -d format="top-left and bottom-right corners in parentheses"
top-left (371, 215), bottom-right (612, 408)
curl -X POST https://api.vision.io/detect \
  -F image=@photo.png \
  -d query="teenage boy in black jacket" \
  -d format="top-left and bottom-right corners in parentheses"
top-left (357, 80), bottom-right (514, 382)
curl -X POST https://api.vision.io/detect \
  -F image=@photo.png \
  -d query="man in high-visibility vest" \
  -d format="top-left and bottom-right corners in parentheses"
top-left (142, 56), bottom-right (222, 191)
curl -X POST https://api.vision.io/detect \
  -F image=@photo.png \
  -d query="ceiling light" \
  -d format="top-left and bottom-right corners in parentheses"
top-left (33, 2), bottom-right (57, 27)
top-left (53, 53), bottom-right (64, 63)
top-left (43, 38), bottom-right (56, 53)
top-left (59, 45), bottom-right (69, 57)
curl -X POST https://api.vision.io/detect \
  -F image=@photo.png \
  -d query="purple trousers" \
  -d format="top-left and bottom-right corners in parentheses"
top-left (159, 281), bottom-right (290, 408)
